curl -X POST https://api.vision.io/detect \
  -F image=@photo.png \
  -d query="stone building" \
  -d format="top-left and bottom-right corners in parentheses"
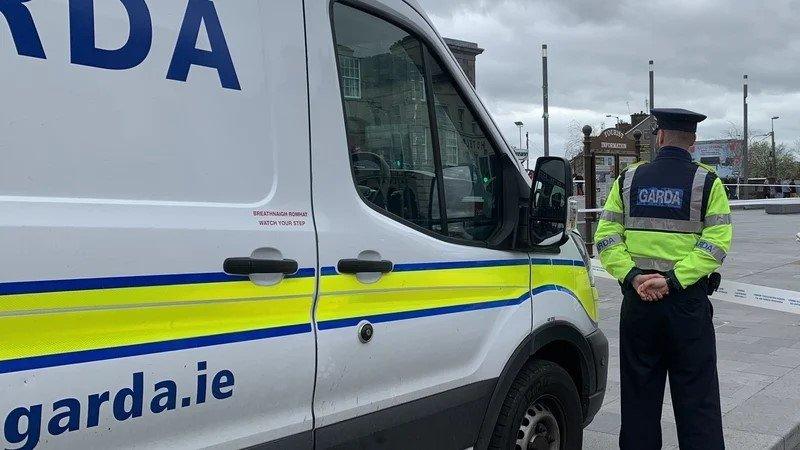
top-left (444, 38), bottom-right (484, 87)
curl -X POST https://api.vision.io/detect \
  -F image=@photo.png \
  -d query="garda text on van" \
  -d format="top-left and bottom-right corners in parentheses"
top-left (1, 0), bottom-right (241, 90)
top-left (4, 362), bottom-right (234, 450)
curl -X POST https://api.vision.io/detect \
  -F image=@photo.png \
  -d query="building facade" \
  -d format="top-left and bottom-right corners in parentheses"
top-left (444, 38), bottom-right (484, 87)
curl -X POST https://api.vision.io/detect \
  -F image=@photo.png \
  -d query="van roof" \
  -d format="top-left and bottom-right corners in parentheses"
top-left (402, 0), bottom-right (432, 24)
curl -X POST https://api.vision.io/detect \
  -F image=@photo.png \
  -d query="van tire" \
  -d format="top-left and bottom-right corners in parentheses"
top-left (488, 360), bottom-right (582, 450)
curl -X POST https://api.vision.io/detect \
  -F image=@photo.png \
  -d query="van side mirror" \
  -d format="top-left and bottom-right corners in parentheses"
top-left (527, 157), bottom-right (572, 247)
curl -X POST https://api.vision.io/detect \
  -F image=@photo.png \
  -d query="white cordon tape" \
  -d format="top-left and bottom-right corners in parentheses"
top-left (590, 259), bottom-right (800, 315)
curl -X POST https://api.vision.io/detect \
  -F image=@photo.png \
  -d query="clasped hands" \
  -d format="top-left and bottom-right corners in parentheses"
top-left (632, 274), bottom-right (669, 301)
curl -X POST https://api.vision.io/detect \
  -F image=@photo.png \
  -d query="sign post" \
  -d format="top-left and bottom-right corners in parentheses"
top-left (582, 127), bottom-right (640, 256)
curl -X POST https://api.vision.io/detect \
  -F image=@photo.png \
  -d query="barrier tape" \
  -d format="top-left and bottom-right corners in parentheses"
top-left (590, 260), bottom-right (800, 315)
top-left (577, 197), bottom-right (800, 214)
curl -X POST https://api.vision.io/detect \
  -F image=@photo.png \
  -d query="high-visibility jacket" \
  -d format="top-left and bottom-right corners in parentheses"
top-left (595, 146), bottom-right (733, 289)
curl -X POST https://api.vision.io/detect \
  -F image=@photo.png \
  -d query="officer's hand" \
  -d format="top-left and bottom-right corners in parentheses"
top-left (638, 276), bottom-right (669, 301)
top-left (632, 274), bottom-right (660, 300)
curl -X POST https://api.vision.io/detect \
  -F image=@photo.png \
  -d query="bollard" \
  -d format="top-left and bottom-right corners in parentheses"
top-left (633, 130), bottom-right (643, 162)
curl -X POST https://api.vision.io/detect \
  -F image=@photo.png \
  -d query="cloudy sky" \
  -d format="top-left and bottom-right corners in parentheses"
top-left (417, 0), bottom-right (800, 157)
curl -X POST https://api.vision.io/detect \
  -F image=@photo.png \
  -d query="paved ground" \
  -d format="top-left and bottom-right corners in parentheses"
top-left (584, 209), bottom-right (800, 449)
top-left (721, 209), bottom-right (800, 292)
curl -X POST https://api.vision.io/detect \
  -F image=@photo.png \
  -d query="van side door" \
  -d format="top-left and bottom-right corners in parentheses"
top-left (0, 1), bottom-right (315, 448)
top-left (306, 1), bottom-right (532, 447)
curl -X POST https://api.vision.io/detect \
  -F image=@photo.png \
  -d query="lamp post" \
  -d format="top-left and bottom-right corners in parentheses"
top-left (742, 75), bottom-right (749, 180)
top-left (770, 116), bottom-right (779, 178)
top-left (514, 121), bottom-right (524, 149)
top-left (542, 44), bottom-right (550, 157)
top-left (649, 60), bottom-right (656, 161)
top-left (525, 132), bottom-right (530, 170)
top-left (605, 114), bottom-right (621, 124)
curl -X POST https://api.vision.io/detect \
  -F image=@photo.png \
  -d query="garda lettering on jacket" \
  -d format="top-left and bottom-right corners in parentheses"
top-left (0, 0), bottom-right (241, 90)
top-left (636, 187), bottom-right (684, 209)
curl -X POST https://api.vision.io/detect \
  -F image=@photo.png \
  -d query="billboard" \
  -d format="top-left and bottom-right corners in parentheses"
top-left (688, 140), bottom-right (743, 179)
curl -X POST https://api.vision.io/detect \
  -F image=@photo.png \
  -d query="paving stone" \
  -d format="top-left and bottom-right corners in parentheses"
top-left (738, 363), bottom-right (795, 377)
top-left (586, 411), bottom-right (621, 434)
top-left (660, 420), bottom-right (680, 448)
top-left (753, 338), bottom-right (800, 353)
top-left (720, 395), bottom-right (744, 414)
top-left (760, 368), bottom-right (800, 400)
top-left (717, 369), bottom-right (778, 387)
top-left (582, 430), bottom-right (620, 450)
top-left (717, 333), bottom-right (764, 344)
top-left (724, 395), bottom-right (800, 437)
top-left (602, 380), bottom-right (621, 404)
top-left (720, 428), bottom-right (785, 450)
top-left (717, 340), bottom-right (780, 355)
top-left (772, 347), bottom-right (800, 359)
top-left (717, 350), bottom-right (800, 369)
top-left (717, 325), bottom-right (749, 334)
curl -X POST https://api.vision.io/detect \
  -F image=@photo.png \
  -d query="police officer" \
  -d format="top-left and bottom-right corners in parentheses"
top-left (594, 108), bottom-right (732, 449)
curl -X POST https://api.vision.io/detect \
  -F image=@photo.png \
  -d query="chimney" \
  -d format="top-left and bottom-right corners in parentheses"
top-left (616, 122), bottom-right (632, 133)
top-left (630, 111), bottom-right (648, 127)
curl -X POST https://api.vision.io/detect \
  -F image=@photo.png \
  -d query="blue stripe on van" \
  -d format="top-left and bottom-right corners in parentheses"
top-left (0, 269), bottom-right (316, 296)
top-left (317, 283), bottom-right (580, 330)
top-left (317, 292), bottom-right (531, 330)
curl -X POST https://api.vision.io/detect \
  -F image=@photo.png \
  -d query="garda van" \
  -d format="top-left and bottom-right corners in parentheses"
top-left (0, 0), bottom-right (607, 448)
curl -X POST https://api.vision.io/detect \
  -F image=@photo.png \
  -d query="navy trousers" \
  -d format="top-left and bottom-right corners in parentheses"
top-left (618, 280), bottom-right (724, 449)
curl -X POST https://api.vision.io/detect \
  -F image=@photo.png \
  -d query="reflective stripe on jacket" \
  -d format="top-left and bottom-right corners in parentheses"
top-left (594, 147), bottom-right (733, 288)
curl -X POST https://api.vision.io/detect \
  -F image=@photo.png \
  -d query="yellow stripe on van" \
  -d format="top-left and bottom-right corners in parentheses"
top-left (0, 258), bottom-right (596, 372)
top-left (317, 265), bottom-right (531, 323)
top-left (0, 277), bottom-right (315, 365)
top-left (533, 264), bottom-right (597, 321)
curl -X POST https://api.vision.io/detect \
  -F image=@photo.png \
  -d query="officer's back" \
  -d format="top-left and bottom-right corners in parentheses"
top-left (595, 108), bottom-right (732, 450)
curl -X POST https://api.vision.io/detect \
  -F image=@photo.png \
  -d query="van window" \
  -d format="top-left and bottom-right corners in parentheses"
top-left (333, 3), bottom-right (441, 233)
top-left (332, 3), bottom-right (502, 243)
top-left (427, 55), bottom-right (501, 242)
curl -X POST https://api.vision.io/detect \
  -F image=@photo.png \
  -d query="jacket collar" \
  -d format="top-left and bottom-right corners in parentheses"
top-left (656, 146), bottom-right (693, 162)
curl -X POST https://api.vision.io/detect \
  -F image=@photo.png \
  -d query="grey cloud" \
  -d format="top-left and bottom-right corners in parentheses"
top-left (418, 0), bottom-right (800, 155)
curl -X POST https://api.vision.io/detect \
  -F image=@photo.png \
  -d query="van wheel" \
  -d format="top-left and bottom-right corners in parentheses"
top-left (489, 360), bottom-right (582, 450)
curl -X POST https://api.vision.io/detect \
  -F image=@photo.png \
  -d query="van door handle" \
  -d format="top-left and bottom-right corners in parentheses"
top-left (337, 259), bottom-right (393, 274)
top-left (223, 257), bottom-right (298, 276)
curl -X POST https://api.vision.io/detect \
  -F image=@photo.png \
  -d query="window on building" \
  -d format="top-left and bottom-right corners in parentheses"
top-left (339, 54), bottom-right (361, 99)
top-left (409, 65), bottom-right (426, 101)
top-left (333, 2), bottom-right (502, 243)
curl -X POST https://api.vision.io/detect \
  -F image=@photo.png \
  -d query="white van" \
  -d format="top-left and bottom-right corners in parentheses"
top-left (0, 0), bottom-right (607, 448)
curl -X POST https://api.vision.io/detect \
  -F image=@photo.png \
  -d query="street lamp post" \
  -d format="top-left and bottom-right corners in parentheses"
top-left (514, 121), bottom-right (525, 168)
top-left (649, 60), bottom-right (656, 161)
top-left (525, 132), bottom-right (530, 170)
top-left (743, 75), bottom-right (749, 180)
top-left (770, 116), bottom-right (779, 178)
top-left (542, 44), bottom-right (550, 157)
top-left (514, 121), bottom-right (524, 149)
top-left (605, 114), bottom-right (621, 124)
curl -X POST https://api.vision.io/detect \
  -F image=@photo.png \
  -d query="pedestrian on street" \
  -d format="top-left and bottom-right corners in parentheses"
top-left (594, 108), bottom-right (733, 449)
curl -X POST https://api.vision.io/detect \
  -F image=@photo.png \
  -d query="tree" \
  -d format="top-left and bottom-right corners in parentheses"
top-left (564, 119), bottom-right (607, 161)
top-left (747, 141), bottom-right (800, 179)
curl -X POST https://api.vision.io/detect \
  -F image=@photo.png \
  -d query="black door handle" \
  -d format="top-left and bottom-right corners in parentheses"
top-left (337, 259), bottom-right (393, 274)
top-left (223, 257), bottom-right (298, 276)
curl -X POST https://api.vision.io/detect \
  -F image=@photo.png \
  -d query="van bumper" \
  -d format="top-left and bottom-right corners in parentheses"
top-left (584, 328), bottom-right (609, 426)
